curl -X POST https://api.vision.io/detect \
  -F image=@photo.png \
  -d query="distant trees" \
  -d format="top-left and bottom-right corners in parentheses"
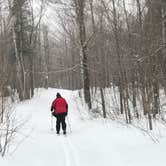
top-left (45, 0), bottom-right (166, 129)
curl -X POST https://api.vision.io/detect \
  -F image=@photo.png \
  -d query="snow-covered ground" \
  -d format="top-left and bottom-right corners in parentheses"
top-left (1, 88), bottom-right (166, 166)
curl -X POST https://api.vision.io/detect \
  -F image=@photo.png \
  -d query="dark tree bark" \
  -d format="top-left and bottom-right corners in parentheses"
top-left (74, 0), bottom-right (92, 109)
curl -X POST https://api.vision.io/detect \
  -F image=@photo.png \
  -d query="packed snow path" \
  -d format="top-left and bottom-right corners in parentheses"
top-left (1, 89), bottom-right (166, 166)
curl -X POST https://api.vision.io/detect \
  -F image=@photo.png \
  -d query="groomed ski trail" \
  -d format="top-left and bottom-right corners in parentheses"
top-left (1, 88), bottom-right (166, 166)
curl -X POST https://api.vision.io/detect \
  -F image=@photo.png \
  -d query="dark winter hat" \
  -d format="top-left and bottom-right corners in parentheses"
top-left (56, 93), bottom-right (61, 98)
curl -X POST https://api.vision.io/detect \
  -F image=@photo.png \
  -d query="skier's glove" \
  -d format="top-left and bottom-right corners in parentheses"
top-left (51, 106), bottom-right (54, 112)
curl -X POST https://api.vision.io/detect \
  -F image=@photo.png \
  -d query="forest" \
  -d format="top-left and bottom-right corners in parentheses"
top-left (0, 0), bottom-right (166, 145)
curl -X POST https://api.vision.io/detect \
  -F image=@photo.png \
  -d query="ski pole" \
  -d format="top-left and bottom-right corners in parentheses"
top-left (51, 114), bottom-right (54, 131)
top-left (67, 116), bottom-right (72, 133)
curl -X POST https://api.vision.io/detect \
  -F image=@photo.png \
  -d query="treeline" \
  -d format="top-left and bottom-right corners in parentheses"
top-left (45, 0), bottom-right (166, 130)
top-left (0, 0), bottom-right (166, 130)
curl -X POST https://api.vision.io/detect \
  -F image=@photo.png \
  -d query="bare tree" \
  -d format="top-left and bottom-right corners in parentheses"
top-left (73, 0), bottom-right (92, 109)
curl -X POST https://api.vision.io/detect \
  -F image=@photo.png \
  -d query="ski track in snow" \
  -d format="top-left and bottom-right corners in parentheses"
top-left (61, 137), bottom-right (76, 166)
top-left (65, 137), bottom-right (81, 166)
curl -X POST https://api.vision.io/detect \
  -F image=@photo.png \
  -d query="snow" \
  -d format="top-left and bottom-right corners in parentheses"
top-left (1, 88), bottom-right (166, 166)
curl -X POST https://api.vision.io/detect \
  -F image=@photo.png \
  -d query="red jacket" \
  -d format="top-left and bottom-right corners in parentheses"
top-left (52, 97), bottom-right (68, 114)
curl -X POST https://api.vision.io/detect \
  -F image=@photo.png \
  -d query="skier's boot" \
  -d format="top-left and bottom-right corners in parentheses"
top-left (63, 131), bottom-right (66, 135)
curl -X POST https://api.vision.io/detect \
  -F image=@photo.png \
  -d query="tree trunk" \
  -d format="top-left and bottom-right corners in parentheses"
top-left (160, 0), bottom-right (166, 92)
top-left (100, 87), bottom-right (106, 118)
top-left (112, 0), bottom-right (124, 114)
top-left (75, 0), bottom-right (92, 109)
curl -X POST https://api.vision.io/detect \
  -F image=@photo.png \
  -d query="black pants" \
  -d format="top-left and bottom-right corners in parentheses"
top-left (53, 113), bottom-right (67, 133)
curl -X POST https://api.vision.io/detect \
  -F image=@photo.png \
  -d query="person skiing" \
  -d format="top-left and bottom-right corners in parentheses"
top-left (51, 93), bottom-right (68, 135)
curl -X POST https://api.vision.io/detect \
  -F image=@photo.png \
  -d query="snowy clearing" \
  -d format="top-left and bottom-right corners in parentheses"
top-left (0, 88), bottom-right (166, 166)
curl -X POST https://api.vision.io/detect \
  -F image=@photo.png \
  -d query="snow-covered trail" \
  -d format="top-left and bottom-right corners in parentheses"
top-left (1, 88), bottom-right (166, 166)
